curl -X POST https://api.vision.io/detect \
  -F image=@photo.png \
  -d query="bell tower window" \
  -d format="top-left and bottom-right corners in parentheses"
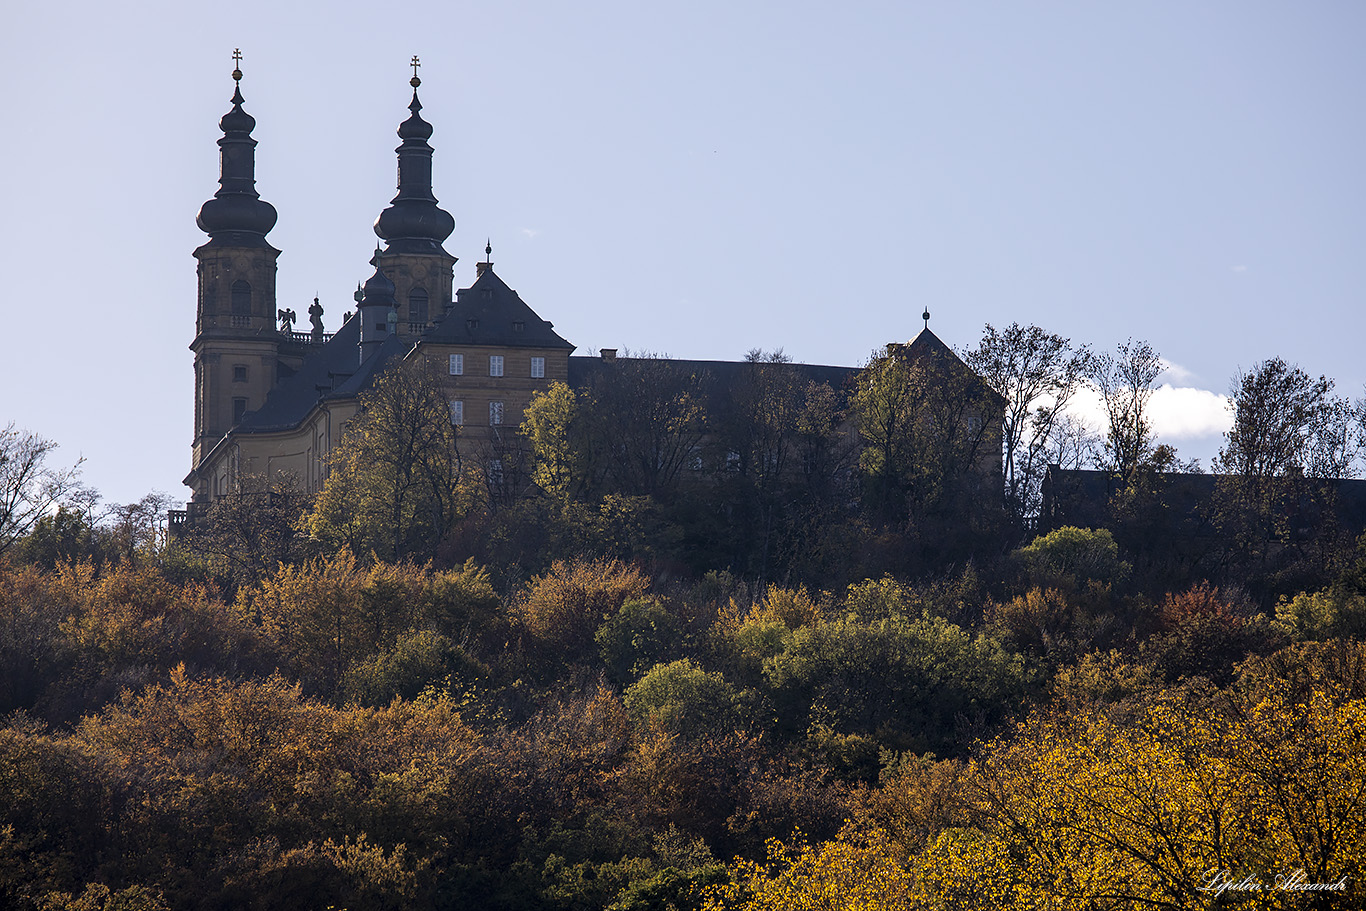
top-left (409, 288), bottom-right (429, 323)
top-left (231, 280), bottom-right (252, 317)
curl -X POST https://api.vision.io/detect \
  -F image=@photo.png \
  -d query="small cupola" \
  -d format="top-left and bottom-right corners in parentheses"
top-left (358, 246), bottom-right (398, 364)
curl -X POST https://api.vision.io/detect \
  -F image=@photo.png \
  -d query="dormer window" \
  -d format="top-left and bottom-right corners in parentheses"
top-left (513, 320), bottom-right (525, 332)
top-left (466, 318), bottom-right (480, 330)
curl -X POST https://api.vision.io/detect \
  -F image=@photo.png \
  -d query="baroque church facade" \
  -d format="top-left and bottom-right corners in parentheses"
top-left (185, 61), bottom-right (574, 509)
top-left (183, 59), bottom-right (1002, 514)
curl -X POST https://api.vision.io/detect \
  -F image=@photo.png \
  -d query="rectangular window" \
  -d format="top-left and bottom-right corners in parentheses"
top-left (449, 399), bottom-right (464, 425)
top-left (232, 364), bottom-right (248, 383)
top-left (489, 401), bottom-right (504, 425)
top-left (531, 356), bottom-right (545, 378)
top-left (449, 353), bottom-right (464, 376)
top-left (232, 397), bottom-right (248, 425)
top-left (489, 355), bottom-right (504, 377)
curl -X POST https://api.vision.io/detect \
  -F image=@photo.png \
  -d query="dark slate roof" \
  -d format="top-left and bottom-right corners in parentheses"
top-left (424, 266), bottom-right (573, 350)
top-left (234, 315), bottom-right (409, 433)
top-left (899, 328), bottom-right (1007, 408)
top-left (569, 355), bottom-right (860, 406)
top-left (905, 327), bottom-right (956, 360)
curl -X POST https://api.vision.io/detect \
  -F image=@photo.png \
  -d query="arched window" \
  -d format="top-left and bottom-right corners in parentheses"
top-left (231, 280), bottom-right (252, 317)
top-left (408, 287), bottom-right (429, 324)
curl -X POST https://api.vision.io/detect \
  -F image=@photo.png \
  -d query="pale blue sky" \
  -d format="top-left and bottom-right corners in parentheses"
top-left (2, 1), bottom-right (1363, 507)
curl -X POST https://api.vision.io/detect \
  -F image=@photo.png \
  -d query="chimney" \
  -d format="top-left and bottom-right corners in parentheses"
top-left (601, 348), bottom-right (617, 363)
top-left (476, 261), bottom-right (490, 278)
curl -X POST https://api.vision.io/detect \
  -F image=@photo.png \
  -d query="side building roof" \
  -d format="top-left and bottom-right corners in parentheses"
top-left (424, 266), bottom-right (573, 350)
top-left (569, 356), bottom-right (858, 393)
top-left (233, 316), bottom-right (409, 434)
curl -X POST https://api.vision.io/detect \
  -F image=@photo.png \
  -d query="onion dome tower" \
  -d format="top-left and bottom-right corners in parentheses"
top-left (187, 51), bottom-right (283, 500)
top-left (372, 57), bottom-right (457, 336)
top-left (358, 246), bottom-right (400, 365)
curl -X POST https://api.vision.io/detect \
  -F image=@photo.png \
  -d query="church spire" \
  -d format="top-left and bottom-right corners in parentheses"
top-left (196, 49), bottom-right (277, 248)
top-left (373, 57), bottom-right (455, 255)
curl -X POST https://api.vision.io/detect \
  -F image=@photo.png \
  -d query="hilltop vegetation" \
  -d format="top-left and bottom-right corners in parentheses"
top-left (3, 328), bottom-right (1366, 908)
top-left (1, 528), bottom-right (1364, 909)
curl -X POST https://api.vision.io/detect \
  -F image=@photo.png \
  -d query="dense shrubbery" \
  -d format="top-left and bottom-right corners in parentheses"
top-left (3, 496), bottom-right (1366, 908)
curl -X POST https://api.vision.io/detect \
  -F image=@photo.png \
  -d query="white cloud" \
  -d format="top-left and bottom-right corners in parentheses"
top-left (1150, 385), bottom-right (1232, 439)
top-left (1065, 384), bottom-right (1232, 441)
top-left (1232, 264), bottom-right (1248, 273)
top-left (521, 227), bottom-right (540, 239)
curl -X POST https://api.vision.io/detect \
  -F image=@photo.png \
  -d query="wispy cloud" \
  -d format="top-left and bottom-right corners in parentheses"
top-left (521, 228), bottom-right (540, 239)
top-left (1231, 264), bottom-right (1247, 273)
top-left (1159, 359), bottom-right (1199, 385)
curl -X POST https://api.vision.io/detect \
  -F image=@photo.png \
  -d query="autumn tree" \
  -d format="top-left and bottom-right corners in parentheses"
top-left (248, 551), bottom-right (435, 694)
top-left (513, 557), bottom-right (651, 668)
top-left (965, 322), bottom-right (1093, 526)
top-left (1089, 338), bottom-right (1164, 479)
top-left (302, 356), bottom-right (468, 561)
top-left (1213, 358), bottom-right (1361, 592)
top-left (1216, 357), bottom-right (1357, 481)
top-left (575, 353), bottom-right (709, 500)
top-left (0, 424), bottom-right (94, 556)
top-left (852, 342), bottom-right (1000, 537)
top-left (965, 640), bottom-right (1366, 909)
top-left (12, 505), bottom-right (110, 569)
top-left (178, 474), bottom-right (309, 587)
top-left (700, 823), bottom-right (917, 911)
top-left (521, 380), bottom-right (586, 501)
top-left (709, 351), bottom-right (852, 583)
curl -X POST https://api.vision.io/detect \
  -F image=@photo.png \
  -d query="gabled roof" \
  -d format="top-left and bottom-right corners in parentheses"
top-left (904, 327), bottom-right (957, 361)
top-left (895, 328), bottom-right (1007, 408)
top-left (424, 266), bottom-right (573, 350)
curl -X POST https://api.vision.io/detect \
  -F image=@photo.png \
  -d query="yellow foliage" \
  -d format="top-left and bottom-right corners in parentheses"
top-left (907, 828), bottom-right (1041, 910)
top-left (868, 757), bottom-right (974, 852)
top-left (320, 833), bottom-right (424, 904)
top-left (514, 557), bottom-right (650, 655)
top-left (989, 586), bottom-right (1072, 653)
top-left (521, 381), bottom-right (581, 500)
top-left (700, 822), bottom-right (914, 911)
top-left (748, 584), bottom-right (823, 630)
top-left (37, 883), bottom-right (170, 911)
top-left (970, 644), bottom-right (1366, 908)
top-left (245, 551), bottom-right (439, 692)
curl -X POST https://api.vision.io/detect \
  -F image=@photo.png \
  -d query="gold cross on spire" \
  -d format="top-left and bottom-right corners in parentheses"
top-left (232, 48), bottom-right (243, 82)
top-left (410, 55), bottom-right (421, 88)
